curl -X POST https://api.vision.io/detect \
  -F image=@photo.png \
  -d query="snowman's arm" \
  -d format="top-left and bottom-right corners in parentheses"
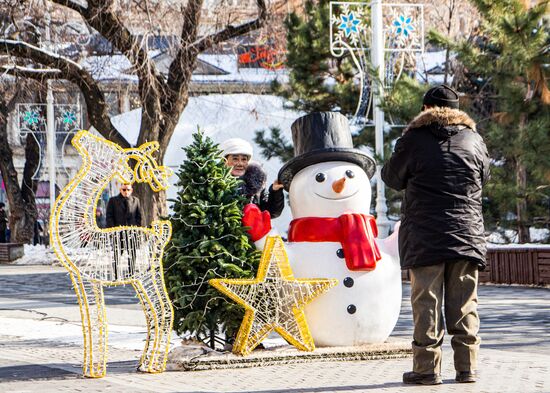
top-left (253, 229), bottom-right (279, 250)
top-left (242, 204), bottom-right (276, 250)
top-left (380, 221), bottom-right (400, 258)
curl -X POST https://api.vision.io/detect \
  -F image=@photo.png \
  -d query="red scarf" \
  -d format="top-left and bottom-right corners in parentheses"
top-left (288, 214), bottom-right (381, 271)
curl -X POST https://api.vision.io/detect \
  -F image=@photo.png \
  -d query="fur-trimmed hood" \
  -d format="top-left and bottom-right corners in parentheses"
top-left (404, 107), bottom-right (477, 136)
top-left (239, 161), bottom-right (267, 197)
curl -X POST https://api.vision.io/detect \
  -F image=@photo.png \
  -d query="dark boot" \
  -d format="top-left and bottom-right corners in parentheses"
top-left (456, 371), bottom-right (477, 383)
top-left (403, 371), bottom-right (442, 385)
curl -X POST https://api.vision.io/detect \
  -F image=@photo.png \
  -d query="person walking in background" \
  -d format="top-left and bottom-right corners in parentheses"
top-left (106, 184), bottom-right (143, 228)
top-left (33, 219), bottom-right (43, 245)
top-left (382, 85), bottom-right (491, 385)
top-left (220, 138), bottom-right (285, 218)
top-left (95, 207), bottom-right (106, 229)
top-left (0, 203), bottom-right (8, 243)
top-left (106, 183), bottom-right (143, 279)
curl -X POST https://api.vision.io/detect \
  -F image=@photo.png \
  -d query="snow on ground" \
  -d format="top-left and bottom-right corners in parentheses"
top-left (111, 93), bottom-right (301, 234)
top-left (12, 244), bottom-right (59, 266)
top-left (0, 316), bottom-right (180, 351)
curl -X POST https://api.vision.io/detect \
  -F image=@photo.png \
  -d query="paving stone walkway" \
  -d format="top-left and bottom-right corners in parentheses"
top-left (0, 265), bottom-right (549, 392)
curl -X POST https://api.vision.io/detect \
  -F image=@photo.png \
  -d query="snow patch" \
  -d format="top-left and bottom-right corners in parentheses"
top-left (0, 316), bottom-right (179, 351)
top-left (488, 228), bottom-right (550, 245)
top-left (12, 244), bottom-right (59, 266)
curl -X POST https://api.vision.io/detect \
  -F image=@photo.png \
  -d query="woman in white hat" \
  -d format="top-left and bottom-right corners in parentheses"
top-left (220, 138), bottom-right (284, 218)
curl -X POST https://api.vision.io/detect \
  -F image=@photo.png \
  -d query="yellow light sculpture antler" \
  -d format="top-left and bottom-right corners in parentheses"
top-left (50, 130), bottom-right (174, 378)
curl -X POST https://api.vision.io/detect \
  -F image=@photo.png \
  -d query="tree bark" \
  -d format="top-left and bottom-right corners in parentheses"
top-left (516, 159), bottom-right (530, 243)
top-left (0, 101), bottom-right (38, 244)
top-left (133, 185), bottom-right (168, 226)
top-left (516, 113), bottom-right (530, 243)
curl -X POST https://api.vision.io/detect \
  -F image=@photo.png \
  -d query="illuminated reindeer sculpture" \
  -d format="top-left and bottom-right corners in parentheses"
top-left (50, 130), bottom-right (174, 378)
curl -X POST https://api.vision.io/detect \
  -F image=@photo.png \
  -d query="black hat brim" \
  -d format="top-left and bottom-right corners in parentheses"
top-left (278, 148), bottom-right (376, 191)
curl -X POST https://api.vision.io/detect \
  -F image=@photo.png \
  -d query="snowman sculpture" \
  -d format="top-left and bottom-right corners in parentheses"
top-left (243, 112), bottom-right (401, 347)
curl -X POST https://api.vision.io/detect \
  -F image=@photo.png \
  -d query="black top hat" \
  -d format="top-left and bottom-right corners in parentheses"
top-left (278, 112), bottom-right (376, 191)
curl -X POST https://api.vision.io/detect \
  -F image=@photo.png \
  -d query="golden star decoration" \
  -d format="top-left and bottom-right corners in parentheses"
top-left (209, 235), bottom-right (338, 356)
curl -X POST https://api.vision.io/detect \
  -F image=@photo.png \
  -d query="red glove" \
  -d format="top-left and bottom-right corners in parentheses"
top-left (242, 204), bottom-right (272, 242)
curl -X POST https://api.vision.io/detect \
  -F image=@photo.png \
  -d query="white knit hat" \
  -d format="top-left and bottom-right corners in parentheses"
top-left (219, 138), bottom-right (253, 159)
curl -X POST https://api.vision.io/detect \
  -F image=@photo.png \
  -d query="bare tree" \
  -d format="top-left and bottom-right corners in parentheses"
top-left (0, 0), bottom-right (269, 224)
top-left (423, 0), bottom-right (479, 84)
top-left (0, 77), bottom-right (43, 243)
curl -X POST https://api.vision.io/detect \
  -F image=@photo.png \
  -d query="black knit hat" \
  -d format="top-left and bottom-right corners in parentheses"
top-left (423, 84), bottom-right (459, 109)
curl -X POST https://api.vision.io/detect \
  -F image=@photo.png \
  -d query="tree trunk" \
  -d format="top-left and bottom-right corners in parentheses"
top-left (516, 113), bottom-right (530, 243)
top-left (132, 110), bottom-right (171, 225)
top-left (0, 103), bottom-right (38, 244)
top-left (516, 159), bottom-right (530, 243)
top-left (133, 185), bottom-right (168, 226)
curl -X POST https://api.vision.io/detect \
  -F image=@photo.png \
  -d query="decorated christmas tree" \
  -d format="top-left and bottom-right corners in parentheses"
top-left (163, 131), bottom-right (259, 348)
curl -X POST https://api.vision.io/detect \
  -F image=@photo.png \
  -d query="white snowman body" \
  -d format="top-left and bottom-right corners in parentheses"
top-left (283, 161), bottom-right (402, 346)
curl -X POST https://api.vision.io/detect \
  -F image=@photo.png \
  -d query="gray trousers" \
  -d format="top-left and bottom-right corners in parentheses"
top-left (410, 260), bottom-right (480, 374)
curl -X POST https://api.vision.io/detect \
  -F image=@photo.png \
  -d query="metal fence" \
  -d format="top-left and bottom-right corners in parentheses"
top-left (401, 246), bottom-right (550, 286)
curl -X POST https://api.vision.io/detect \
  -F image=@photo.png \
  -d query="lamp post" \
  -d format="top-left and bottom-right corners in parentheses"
top-left (46, 81), bottom-right (56, 215)
top-left (370, 0), bottom-right (390, 238)
top-left (45, 6), bottom-right (57, 214)
top-left (330, 1), bottom-right (424, 238)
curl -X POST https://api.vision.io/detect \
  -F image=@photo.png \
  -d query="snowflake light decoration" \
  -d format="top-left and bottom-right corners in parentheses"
top-left (338, 11), bottom-right (361, 37)
top-left (392, 15), bottom-right (414, 37)
top-left (331, 2), bottom-right (369, 50)
top-left (23, 110), bottom-right (41, 127)
top-left (383, 6), bottom-right (423, 51)
top-left (61, 110), bottom-right (77, 126)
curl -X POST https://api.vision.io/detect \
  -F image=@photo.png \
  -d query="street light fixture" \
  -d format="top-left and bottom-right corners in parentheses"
top-left (330, 0), bottom-right (424, 237)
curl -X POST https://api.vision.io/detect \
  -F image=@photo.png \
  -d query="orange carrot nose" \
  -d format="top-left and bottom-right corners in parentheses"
top-left (332, 177), bottom-right (346, 193)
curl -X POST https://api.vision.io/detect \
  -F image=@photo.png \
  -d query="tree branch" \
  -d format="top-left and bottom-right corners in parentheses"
top-left (49, 0), bottom-right (87, 15)
top-left (0, 38), bottom-right (130, 148)
top-left (0, 39), bottom-right (83, 69)
top-left (165, 0), bottom-right (203, 104)
top-left (161, 0), bottom-right (268, 144)
top-left (51, 0), bottom-right (165, 96)
top-left (91, 1), bottom-right (164, 85)
top-left (193, 0), bottom-right (268, 53)
top-left (180, 0), bottom-right (203, 46)
top-left (1, 65), bottom-right (62, 81)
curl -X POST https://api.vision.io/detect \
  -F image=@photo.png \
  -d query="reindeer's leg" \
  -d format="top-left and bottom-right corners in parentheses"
top-left (132, 280), bottom-right (153, 369)
top-left (133, 267), bottom-right (173, 373)
top-left (69, 272), bottom-right (108, 378)
top-left (151, 265), bottom-right (174, 370)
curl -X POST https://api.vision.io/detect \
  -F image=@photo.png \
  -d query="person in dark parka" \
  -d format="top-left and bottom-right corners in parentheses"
top-left (382, 85), bottom-right (490, 386)
top-left (0, 203), bottom-right (8, 243)
top-left (106, 184), bottom-right (143, 228)
top-left (105, 183), bottom-right (143, 279)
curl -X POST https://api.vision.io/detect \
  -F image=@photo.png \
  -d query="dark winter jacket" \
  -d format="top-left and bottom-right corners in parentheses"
top-left (105, 194), bottom-right (143, 228)
top-left (0, 209), bottom-right (7, 231)
top-left (239, 162), bottom-right (284, 218)
top-left (381, 107), bottom-right (490, 270)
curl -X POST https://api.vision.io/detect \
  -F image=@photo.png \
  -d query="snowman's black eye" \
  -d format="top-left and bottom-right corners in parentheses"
top-left (345, 170), bottom-right (355, 179)
top-left (315, 173), bottom-right (326, 183)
